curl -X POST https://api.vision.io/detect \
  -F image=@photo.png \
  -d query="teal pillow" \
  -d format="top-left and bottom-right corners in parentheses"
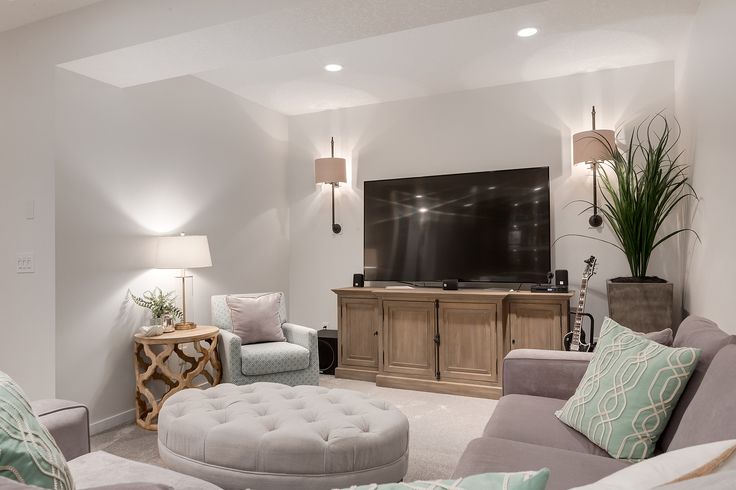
top-left (0, 371), bottom-right (75, 489)
top-left (340, 469), bottom-right (550, 489)
top-left (556, 318), bottom-right (700, 461)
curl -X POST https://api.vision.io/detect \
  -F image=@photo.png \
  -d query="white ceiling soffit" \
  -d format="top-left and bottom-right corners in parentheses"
top-left (0, 0), bottom-right (102, 33)
top-left (58, 0), bottom-right (543, 87)
top-left (196, 0), bottom-right (700, 115)
top-left (58, 0), bottom-right (700, 115)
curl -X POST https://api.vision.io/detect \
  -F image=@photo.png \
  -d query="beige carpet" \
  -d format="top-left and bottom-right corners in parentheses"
top-left (91, 376), bottom-right (497, 482)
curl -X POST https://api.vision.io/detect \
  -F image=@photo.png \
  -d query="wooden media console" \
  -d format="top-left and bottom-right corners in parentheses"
top-left (333, 287), bottom-right (573, 399)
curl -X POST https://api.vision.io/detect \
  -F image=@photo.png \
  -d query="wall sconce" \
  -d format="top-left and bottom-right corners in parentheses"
top-left (573, 106), bottom-right (616, 228)
top-left (315, 137), bottom-right (347, 234)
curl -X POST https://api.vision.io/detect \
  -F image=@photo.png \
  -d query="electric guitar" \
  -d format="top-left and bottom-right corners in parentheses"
top-left (563, 256), bottom-right (597, 352)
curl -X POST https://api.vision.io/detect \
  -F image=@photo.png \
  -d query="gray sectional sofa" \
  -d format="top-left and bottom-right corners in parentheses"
top-left (453, 316), bottom-right (736, 490)
top-left (1, 399), bottom-right (221, 490)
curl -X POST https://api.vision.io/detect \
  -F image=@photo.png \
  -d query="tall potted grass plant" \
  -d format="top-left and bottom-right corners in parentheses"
top-left (579, 112), bottom-right (697, 332)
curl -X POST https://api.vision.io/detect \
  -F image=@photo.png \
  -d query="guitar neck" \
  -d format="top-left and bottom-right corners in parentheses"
top-left (572, 277), bottom-right (588, 344)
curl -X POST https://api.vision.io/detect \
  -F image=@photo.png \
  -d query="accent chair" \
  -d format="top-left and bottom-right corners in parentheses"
top-left (210, 292), bottom-right (319, 386)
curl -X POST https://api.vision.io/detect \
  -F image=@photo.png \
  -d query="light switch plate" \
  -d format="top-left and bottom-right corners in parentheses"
top-left (16, 253), bottom-right (34, 274)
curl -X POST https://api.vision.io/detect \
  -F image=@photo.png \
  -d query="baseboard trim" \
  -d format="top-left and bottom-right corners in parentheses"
top-left (90, 407), bottom-right (136, 436)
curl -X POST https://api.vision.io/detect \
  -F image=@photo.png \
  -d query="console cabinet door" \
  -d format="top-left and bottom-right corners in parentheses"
top-left (383, 300), bottom-right (436, 378)
top-left (339, 298), bottom-right (380, 369)
top-left (508, 301), bottom-right (564, 351)
top-left (439, 302), bottom-right (500, 383)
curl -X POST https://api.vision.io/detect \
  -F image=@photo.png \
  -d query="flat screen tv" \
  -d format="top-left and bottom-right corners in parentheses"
top-left (364, 167), bottom-right (551, 283)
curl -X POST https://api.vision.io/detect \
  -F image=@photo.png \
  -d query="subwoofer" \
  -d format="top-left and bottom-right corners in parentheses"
top-left (317, 329), bottom-right (338, 375)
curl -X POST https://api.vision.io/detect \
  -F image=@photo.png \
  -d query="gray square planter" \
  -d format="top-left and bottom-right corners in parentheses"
top-left (606, 280), bottom-right (673, 333)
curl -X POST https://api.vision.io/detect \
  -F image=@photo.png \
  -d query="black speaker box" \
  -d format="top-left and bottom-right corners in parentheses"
top-left (318, 329), bottom-right (338, 375)
top-left (555, 269), bottom-right (569, 288)
top-left (353, 273), bottom-right (365, 288)
top-left (442, 279), bottom-right (459, 290)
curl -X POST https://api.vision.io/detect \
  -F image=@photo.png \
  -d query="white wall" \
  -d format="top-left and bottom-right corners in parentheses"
top-left (287, 62), bottom-right (678, 335)
top-left (677, 0), bottom-right (736, 331)
top-left (55, 72), bottom-right (289, 430)
top-left (0, 19), bottom-right (58, 400)
top-left (0, 0), bottom-right (296, 414)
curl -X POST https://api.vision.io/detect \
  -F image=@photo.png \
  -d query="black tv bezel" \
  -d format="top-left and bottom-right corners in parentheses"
top-left (363, 166), bottom-right (552, 284)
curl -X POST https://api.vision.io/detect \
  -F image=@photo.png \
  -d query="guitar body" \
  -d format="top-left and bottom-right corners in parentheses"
top-left (563, 330), bottom-right (594, 352)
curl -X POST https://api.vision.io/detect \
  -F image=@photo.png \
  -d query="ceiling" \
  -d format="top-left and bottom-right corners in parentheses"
top-left (58, 0), bottom-right (701, 115)
top-left (0, 0), bottom-right (102, 33)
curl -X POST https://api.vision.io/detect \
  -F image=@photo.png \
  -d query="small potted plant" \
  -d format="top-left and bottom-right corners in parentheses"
top-left (129, 287), bottom-right (183, 331)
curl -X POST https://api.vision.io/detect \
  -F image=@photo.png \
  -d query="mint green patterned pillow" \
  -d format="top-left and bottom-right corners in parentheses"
top-left (556, 318), bottom-right (700, 461)
top-left (340, 469), bottom-right (550, 489)
top-left (0, 371), bottom-right (75, 489)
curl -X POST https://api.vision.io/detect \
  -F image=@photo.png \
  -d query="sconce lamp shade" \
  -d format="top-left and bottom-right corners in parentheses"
top-left (315, 157), bottom-right (347, 184)
top-left (573, 129), bottom-right (616, 164)
top-left (155, 235), bottom-right (212, 269)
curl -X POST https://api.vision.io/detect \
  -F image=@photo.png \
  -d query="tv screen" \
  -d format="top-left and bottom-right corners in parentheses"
top-left (364, 167), bottom-right (551, 283)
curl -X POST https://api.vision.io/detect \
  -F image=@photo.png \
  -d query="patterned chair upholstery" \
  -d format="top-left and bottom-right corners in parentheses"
top-left (211, 293), bottom-right (319, 386)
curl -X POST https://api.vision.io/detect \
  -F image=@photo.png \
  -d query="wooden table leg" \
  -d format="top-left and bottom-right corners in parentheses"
top-left (134, 332), bottom-right (222, 430)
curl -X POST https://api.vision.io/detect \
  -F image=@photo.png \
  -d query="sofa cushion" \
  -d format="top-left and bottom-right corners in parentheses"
top-left (571, 439), bottom-right (736, 489)
top-left (453, 437), bottom-right (630, 490)
top-left (67, 451), bottom-right (220, 490)
top-left (556, 318), bottom-right (700, 460)
top-left (658, 316), bottom-right (736, 452)
top-left (642, 328), bottom-right (674, 346)
top-left (0, 371), bottom-right (74, 490)
top-left (667, 345), bottom-right (736, 451)
top-left (0, 480), bottom-right (172, 490)
top-left (227, 293), bottom-right (286, 344)
top-left (241, 342), bottom-right (310, 375)
top-left (338, 469), bottom-right (550, 490)
top-left (483, 395), bottom-right (609, 457)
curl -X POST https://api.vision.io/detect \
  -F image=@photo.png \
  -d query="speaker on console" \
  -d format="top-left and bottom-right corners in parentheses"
top-left (353, 273), bottom-right (365, 288)
top-left (318, 329), bottom-right (338, 375)
top-left (555, 269), bottom-right (569, 287)
top-left (442, 279), bottom-right (459, 290)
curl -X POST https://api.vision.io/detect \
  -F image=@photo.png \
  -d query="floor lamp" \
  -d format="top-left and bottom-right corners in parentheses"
top-left (155, 234), bottom-right (212, 330)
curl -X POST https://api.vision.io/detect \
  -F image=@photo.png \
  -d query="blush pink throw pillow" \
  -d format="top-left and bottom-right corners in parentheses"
top-left (226, 294), bottom-right (286, 344)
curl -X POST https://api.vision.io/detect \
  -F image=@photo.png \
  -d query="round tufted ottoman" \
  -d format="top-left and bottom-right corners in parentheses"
top-left (157, 382), bottom-right (409, 490)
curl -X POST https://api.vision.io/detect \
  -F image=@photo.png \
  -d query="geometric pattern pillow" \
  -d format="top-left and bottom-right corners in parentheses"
top-left (0, 371), bottom-right (75, 489)
top-left (556, 318), bottom-right (700, 461)
top-left (339, 468), bottom-right (550, 490)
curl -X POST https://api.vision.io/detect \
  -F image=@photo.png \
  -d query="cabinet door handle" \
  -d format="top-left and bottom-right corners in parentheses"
top-left (373, 331), bottom-right (378, 336)
top-left (511, 339), bottom-right (516, 345)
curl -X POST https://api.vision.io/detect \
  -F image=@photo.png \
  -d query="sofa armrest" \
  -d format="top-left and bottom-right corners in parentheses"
top-left (218, 329), bottom-right (242, 383)
top-left (31, 399), bottom-right (90, 461)
top-left (502, 349), bottom-right (593, 399)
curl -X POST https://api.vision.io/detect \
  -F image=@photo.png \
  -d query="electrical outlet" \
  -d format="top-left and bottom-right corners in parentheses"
top-left (16, 253), bottom-right (34, 274)
top-left (321, 321), bottom-right (329, 329)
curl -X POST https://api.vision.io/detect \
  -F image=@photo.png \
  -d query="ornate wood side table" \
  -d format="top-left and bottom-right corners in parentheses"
top-left (133, 325), bottom-right (221, 430)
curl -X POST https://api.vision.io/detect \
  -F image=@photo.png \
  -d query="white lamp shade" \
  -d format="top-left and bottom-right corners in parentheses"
top-left (155, 235), bottom-right (212, 269)
top-left (573, 129), bottom-right (616, 164)
top-left (315, 157), bottom-right (347, 184)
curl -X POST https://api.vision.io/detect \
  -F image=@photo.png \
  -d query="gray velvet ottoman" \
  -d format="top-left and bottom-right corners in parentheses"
top-left (157, 382), bottom-right (409, 490)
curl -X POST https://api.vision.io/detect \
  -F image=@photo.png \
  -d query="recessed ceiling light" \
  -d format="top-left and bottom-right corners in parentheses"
top-left (324, 64), bottom-right (343, 72)
top-left (419, 208), bottom-right (429, 213)
top-left (517, 27), bottom-right (538, 38)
